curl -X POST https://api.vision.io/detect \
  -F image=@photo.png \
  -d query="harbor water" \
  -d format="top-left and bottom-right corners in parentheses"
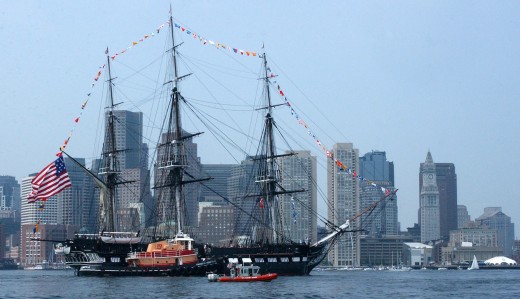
top-left (1, 268), bottom-right (519, 298)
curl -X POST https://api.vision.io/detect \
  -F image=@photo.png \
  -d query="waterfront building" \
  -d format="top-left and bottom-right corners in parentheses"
top-left (327, 143), bottom-right (360, 267)
top-left (402, 242), bottom-right (433, 267)
top-left (358, 151), bottom-right (398, 236)
top-left (457, 205), bottom-right (471, 228)
top-left (441, 226), bottom-right (502, 264)
top-left (513, 240), bottom-right (520, 263)
top-left (419, 151), bottom-right (440, 243)
top-left (0, 176), bottom-right (21, 259)
top-left (280, 150), bottom-right (317, 244)
top-left (476, 207), bottom-right (515, 257)
top-left (449, 226), bottom-right (498, 247)
top-left (441, 244), bottom-right (503, 265)
top-left (20, 223), bottom-right (76, 267)
top-left (359, 235), bottom-right (413, 266)
top-left (435, 163), bottom-right (458, 240)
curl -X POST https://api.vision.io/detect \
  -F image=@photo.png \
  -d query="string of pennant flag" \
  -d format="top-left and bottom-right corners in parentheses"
top-left (172, 22), bottom-right (259, 57)
top-left (56, 20), bottom-right (170, 156)
top-left (267, 63), bottom-right (394, 196)
top-left (58, 18), bottom-right (256, 157)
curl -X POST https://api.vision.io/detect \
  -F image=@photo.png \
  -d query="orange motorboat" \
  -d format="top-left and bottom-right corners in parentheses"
top-left (127, 233), bottom-right (198, 268)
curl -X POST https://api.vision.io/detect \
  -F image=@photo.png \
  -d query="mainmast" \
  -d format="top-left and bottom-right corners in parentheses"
top-left (255, 53), bottom-right (282, 244)
top-left (252, 53), bottom-right (304, 244)
top-left (98, 49), bottom-right (119, 233)
top-left (263, 53), bottom-right (279, 243)
top-left (156, 10), bottom-right (190, 237)
top-left (170, 11), bottom-right (185, 236)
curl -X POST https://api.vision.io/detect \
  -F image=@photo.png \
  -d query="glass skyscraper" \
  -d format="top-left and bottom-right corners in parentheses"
top-left (435, 163), bottom-right (458, 241)
top-left (0, 176), bottom-right (21, 212)
top-left (359, 151), bottom-right (398, 236)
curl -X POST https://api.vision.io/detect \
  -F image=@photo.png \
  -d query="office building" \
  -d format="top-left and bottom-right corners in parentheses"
top-left (0, 176), bottom-right (21, 213)
top-left (359, 151), bottom-right (398, 236)
top-left (327, 143), bottom-right (360, 267)
top-left (280, 150), bottom-right (317, 244)
top-left (54, 157), bottom-right (96, 233)
top-left (154, 129), bottom-right (201, 234)
top-left (360, 235), bottom-right (413, 266)
top-left (457, 205), bottom-right (471, 228)
top-left (99, 110), bottom-right (152, 230)
top-left (21, 223), bottom-right (76, 267)
top-left (200, 164), bottom-right (234, 205)
top-left (0, 176), bottom-right (21, 258)
top-left (20, 174), bottom-right (58, 226)
top-left (435, 163), bottom-right (458, 240)
top-left (476, 207), bottom-right (515, 257)
top-left (441, 227), bottom-right (502, 264)
top-left (197, 202), bottom-right (234, 245)
top-left (226, 157), bottom-right (261, 238)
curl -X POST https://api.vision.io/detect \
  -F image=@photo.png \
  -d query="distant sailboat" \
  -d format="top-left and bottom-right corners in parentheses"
top-left (468, 255), bottom-right (479, 270)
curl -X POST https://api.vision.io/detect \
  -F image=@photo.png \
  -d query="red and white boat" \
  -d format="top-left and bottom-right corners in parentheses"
top-left (208, 259), bottom-right (278, 282)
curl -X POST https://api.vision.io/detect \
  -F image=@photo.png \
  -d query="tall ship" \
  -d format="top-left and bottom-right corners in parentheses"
top-left (51, 10), bottom-right (396, 276)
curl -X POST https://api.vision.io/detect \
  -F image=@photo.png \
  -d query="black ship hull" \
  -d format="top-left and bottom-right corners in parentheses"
top-left (72, 260), bottom-right (218, 277)
top-left (205, 243), bottom-right (328, 276)
top-left (64, 236), bottom-right (218, 276)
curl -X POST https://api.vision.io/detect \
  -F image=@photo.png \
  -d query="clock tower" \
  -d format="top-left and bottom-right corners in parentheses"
top-left (419, 151), bottom-right (440, 243)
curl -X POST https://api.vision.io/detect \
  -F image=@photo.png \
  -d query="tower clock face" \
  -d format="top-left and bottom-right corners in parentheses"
top-left (428, 174), bottom-right (433, 180)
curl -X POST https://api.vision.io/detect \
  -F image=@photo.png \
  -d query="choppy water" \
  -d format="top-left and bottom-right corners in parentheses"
top-left (1, 268), bottom-right (519, 299)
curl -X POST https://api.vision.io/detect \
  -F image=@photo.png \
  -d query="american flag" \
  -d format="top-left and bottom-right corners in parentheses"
top-left (27, 156), bottom-right (72, 203)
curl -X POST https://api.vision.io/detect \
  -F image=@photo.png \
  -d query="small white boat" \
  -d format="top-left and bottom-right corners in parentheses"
top-left (389, 266), bottom-right (411, 272)
top-left (100, 232), bottom-right (142, 244)
top-left (207, 273), bottom-right (220, 282)
top-left (468, 255), bottom-right (479, 270)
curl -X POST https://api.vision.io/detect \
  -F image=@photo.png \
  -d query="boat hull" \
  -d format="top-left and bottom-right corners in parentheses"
top-left (74, 260), bottom-right (218, 277)
top-left (205, 243), bottom-right (327, 276)
top-left (218, 273), bottom-right (278, 282)
top-left (0, 258), bottom-right (19, 270)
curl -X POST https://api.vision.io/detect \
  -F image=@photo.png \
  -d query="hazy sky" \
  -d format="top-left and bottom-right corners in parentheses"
top-left (1, 1), bottom-right (519, 238)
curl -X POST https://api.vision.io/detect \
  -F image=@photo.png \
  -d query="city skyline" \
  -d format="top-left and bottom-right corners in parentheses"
top-left (1, 1), bottom-right (519, 237)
